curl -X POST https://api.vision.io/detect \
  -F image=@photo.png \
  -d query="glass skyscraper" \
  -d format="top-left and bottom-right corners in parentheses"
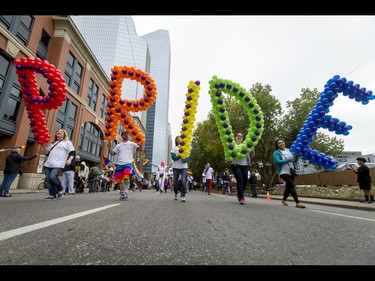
top-left (70, 16), bottom-right (171, 176)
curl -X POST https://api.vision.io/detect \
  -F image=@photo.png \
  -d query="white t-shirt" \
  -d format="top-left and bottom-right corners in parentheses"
top-left (279, 148), bottom-right (293, 175)
top-left (113, 141), bottom-right (139, 165)
top-left (205, 167), bottom-right (214, 180)
top-left (171, 146), bottom-right (188, 169)
top-left (44, 140), bottom-right (75, 168)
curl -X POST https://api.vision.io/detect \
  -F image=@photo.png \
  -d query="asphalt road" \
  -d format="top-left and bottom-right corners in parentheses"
top-left (0, 190), bottom-right (374, 266)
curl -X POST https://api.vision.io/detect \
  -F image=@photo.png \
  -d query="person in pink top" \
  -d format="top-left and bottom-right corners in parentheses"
top-left (157, 161), bottom-right (167, 193)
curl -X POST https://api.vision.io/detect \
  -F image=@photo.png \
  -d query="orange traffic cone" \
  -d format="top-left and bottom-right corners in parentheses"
top-left (266, 191), bottom-right (271, 200)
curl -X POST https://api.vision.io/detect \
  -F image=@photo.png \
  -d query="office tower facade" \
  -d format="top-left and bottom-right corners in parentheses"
top-left (141, 30), bottom-right (171, 175)
top-left (71, 16), bottom-right (171, 177)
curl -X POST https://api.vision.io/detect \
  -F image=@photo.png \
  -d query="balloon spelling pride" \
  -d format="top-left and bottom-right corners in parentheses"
top-left (104, 66), bottom-right (157, 146)
top-left (290, 74), bottom-right (375, 170)
top-left (14, 57), bottom-right (68, 144)
top-left (208, 76), bottom-right (264, 161)
top-left (177, 80), bottom-right (201, 158)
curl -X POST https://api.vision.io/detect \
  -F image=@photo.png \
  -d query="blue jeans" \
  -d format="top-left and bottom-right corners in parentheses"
top-left (0, 172), bottom-right (18, 195)
top-left (173, 168), bottom-right (187, 197)
top-left (44, 167), bottom-right (63, 197)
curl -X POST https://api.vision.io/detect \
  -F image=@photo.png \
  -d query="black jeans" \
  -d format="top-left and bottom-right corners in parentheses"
top-left (280, 174), bottom-right (299, 203)
top-left (231, 164), bottom-right (248, 199)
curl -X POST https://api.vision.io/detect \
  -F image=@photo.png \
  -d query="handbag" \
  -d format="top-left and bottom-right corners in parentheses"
top-left (279, 149), bottom-right (299, 176)
top-left (290, 167), bottom-right (299, 177)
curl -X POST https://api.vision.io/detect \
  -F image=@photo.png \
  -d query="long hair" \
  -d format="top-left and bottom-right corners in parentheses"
top-left (274, 138), bottom-right (283, 150)
top-left (174, 135), bottom-right (180, 146)
top-left (54, 129), bottom-right (70, 142)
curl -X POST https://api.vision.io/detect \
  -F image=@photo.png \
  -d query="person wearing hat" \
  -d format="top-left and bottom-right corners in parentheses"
top-left (351, 157), bottom-right (373, 203)
top-left (0, 146), bottom-right (37, 197)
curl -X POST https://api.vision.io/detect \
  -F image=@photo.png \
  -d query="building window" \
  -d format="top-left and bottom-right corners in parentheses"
top-left (87, 79), bottom-right (98, 111)
top-left (4, 86), bottom-right (22, 122)
top-left (0, 54), bottom-right (11, 100)
top-left (79, 122), bottom-right (103, 157)
top-left (36, 29), bottom-right (51, 60)
top-left (54, 98), bottom-right (77, 140)
top-left (0, 16), bottom-right (34, 46)
top-left (100, 94), bottom-right (107, 119)
top-left (64, 52), bottom-right (82, 94)
top-left (0, 53), bottom-right (22, 124)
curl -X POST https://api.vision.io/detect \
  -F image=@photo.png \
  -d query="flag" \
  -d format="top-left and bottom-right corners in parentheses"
top-left (13, 144), bottom-right (27, 149)
top-left (143, 159), bottom-right (149, 166)
top-left (187, 169), bottom-right (193, 176)
top-left (132, 160), bottom-right (143, 181)
top-left (102, 154), bottom-right (110, 167)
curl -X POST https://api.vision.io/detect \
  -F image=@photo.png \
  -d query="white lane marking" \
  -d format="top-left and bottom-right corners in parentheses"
top-left (0, 203), bottom-right (120, 242)
top-left (310, 209), bottom-right (375, 222)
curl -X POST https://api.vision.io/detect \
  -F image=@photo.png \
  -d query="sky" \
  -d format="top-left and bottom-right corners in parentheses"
top-left (132, 16), bottom-right (375, 155)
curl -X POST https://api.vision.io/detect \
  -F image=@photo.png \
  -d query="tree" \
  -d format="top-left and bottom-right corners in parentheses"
top-left (249, 83), bottom-right (283, 190)
top-left (279, 87), bottom-right (344, 158)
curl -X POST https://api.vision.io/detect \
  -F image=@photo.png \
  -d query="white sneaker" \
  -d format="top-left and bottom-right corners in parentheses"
top-left (181, 196), bottom-right (186, 202)
top-left (174, 193), bottom-right (178, 200)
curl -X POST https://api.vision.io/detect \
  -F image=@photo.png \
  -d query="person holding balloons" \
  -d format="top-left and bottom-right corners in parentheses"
top-left (231, 132), bottom-right (252, 205)
top-left (273, 138), bottom-right (305, 208)
top-left (171, 135), bottom-right (189, 202)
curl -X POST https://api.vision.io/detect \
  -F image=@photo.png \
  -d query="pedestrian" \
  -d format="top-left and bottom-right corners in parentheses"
top-left (76, 161), bottom-right (89, 193)
top-left (170, 135), bottom-right (189, 202)
top-left (273, 138), bottom-right (305, 208)
top-left (201, 166), bottom-right (207, 193)
top-left (351, 157), bottom-right (373, 203)
top-left (157, 161), bottom-right (167, 193)
top-left (107, 131), bottom-right (139, 201)
top-left (0, 146), bottom-right (37, 197)
top-left (62, 149), bottom-right (77, 195)
top-left (230, 132), bottom-right (253, 205)
top-left (248, 172), bottom-right (257, 198)
top-left (42, 129), bottom-right (75, 200)
top-left (204, 163), bottom-right (214, 195)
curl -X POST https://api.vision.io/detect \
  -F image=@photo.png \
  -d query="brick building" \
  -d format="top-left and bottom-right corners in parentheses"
top-left (0, 16), bottom-right (145, 190)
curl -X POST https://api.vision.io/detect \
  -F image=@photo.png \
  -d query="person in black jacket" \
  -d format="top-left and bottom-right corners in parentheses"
top-left (0, 146), bottom-right (37, 197)
top-left (351, 157), bottom-right (373, 203)
top-left (248, 172), bottom-right (257, 198)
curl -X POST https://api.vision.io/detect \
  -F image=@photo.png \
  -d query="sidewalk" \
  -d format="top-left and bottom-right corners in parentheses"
top-left (7, 189), bottom-right (375, 211)
top-left (257, 194), bottom-right (375, 211)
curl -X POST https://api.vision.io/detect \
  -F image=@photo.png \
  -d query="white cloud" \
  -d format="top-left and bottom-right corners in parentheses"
top-left (133, 15), bottom-right (375, 155)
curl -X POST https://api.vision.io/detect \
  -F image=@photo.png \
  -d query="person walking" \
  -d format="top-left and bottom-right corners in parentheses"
top-left (157, 161), bottom-right (167, 193)
top-left (351, 157), bottom-right (373, 203)
top-left (62, 149), bottom-right (77, 195)
top-left (273, 138), bottom-right (305, 208)
top-left (204, 163), bottom-right (214, 195)
top-left (42, 129), bottom-right (75, 200)
top-left (170, 135), bottom-right (189, 202)
top-left (230, 132), bottom-right (252, 205)
top-left (0, 146), bottom-right (37, 197)
top-left (201, 165), bottom-right (207, 193)
top-left (107, 131), bottom-right (139, 201)
top-left (248, 172), bottom-right (257, 198)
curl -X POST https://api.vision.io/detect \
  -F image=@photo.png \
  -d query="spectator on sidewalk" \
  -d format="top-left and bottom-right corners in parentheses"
top-left (248, 172), bottom-right (257, 198)
top-left (351, 157), bottom-right (373, 203)
top-left (0, 146), bottom-right (37, 197)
